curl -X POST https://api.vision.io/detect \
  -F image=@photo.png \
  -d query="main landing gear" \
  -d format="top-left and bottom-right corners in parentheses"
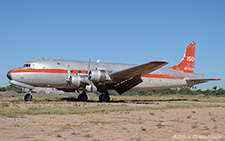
top-left (77, 91), bottom-right (88, 101)
top-left (24, 93), bottom-right (32, 102)
top-left (77, 90), bottom-right (111, 102)
top-left (99, 91), bottom-right (110, 102)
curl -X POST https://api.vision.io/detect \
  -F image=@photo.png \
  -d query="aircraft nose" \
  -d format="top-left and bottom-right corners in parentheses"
top-left (7, 71), bottom-right (12, 80)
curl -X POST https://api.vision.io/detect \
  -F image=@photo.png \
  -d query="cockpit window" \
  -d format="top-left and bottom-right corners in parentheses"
top-left (23, 64), bottom-right (31, 68)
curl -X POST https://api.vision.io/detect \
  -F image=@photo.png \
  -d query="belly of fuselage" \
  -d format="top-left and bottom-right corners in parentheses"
top-left (132, 77), bottom-right (187, 90)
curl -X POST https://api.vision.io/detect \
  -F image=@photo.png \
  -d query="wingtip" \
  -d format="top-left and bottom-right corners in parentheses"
top-left (210, 78), bottom-right (221, 81)
top-left (150, 61), bottom-right (168, 65)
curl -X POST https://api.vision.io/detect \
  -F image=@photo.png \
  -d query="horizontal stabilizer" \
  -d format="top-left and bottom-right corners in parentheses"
top-left (185, 78), bottom-right (221, 86)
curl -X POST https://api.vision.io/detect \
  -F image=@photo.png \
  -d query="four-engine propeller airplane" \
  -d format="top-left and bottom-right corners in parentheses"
top-left (7, 42), bottom-right (220, 102)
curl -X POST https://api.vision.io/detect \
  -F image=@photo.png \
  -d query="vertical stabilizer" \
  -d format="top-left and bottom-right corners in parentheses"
top-left (169, 42), bottom-right (196, 73)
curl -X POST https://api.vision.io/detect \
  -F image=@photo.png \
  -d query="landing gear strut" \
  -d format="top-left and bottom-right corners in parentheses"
top-left (77, 91), bottom-right (88, 101)
top-left (24, 93), bottom-right (32, 102)
top-left (99, 91), bottom-right (110, 102)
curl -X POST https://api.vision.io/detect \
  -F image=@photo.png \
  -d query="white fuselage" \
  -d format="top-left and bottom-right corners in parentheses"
top-left (7, 59), bottom-right (205, 91)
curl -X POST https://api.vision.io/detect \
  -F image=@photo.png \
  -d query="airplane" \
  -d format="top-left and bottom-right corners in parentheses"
top-left (6, 42), bottom-right (220, 102)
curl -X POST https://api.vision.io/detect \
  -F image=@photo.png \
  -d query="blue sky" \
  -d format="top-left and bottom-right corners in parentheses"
top-left (0, 0), bottom-right (224, 90)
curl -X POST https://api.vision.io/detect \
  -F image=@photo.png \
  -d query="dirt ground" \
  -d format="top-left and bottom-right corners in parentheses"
top-left (1, 108), bottom-right (225, 141)
top-left (0, 92), bottom-right (225, 140)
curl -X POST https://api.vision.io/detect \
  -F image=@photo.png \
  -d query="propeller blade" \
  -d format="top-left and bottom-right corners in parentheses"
top-left (66, 64), bottom-right (72, 86)
top-left (67, 64), bottom-right (70, 80)
top-left (87, 58), bottom-right (91, 74)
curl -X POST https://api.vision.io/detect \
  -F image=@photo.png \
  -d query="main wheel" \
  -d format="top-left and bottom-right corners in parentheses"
top-left (78, 94), bottom-right (88, 101)
top-left (99, 94), bottom-right (110, 102)
top-left (24, 93), bottom-right (32, 102)
top-left (103, 95), bottom-right (110, 102)
top-left (99, 94), bottom-right (104, 102)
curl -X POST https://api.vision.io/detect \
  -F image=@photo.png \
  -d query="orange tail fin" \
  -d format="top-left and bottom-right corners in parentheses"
top-left (169, 42), bottom-right (196, 73)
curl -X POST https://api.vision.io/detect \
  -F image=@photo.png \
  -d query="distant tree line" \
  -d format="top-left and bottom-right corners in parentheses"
top-left (109, 86), bottom-right (225, 96)
top-left (0, 85), bottom-right (224, 96)
top-left (0, 85), bottom-right (22, 92)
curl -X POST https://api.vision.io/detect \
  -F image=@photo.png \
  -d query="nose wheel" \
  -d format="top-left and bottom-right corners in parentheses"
top-left (24, 93), bottom-right (32, 102)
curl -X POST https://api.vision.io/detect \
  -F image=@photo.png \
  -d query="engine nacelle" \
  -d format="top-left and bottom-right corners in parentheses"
top-left (70, 75), bottom-right (81, 88)
top-left (88, 69), bottom-right (107, 83)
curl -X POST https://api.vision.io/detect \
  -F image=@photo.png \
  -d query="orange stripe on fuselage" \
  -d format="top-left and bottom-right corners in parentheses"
top-left (10, 69), bottom-right (88, 74)
top-left (10, 69), bottom-right (67, 73)
top-left (143, 74), bottom-right (184, 79)
top-left (10, 69), bottom-right (185, 80)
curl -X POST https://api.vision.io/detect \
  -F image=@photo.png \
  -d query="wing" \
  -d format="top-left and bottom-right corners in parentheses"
top-left (109, 61), bottom-right (168, 81)
top-left (108, 61), bottom-right (168, 94)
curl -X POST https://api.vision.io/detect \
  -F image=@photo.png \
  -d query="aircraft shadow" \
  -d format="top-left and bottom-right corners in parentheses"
top-left (131, 99), bottom-right (188, 104)
top-left (59, 97), bottom-right (125, 103)
top-left (58, 97), bottom-right (188, 103)
top-left (132, 99), bottom-right (188, 102)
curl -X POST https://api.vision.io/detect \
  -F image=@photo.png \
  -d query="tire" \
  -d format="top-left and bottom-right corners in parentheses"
top-left (103, 95), bottom-right (110, 102)
top-left (78, 94), bottom-right (82, 101)
top-left (99, 94), bottom-right (110, 102)
top-left (24, 93), bottom-right (32, 102)
top-left (99, 94), bottom-right (104, 102)
top-left (78, 94), bottom-right (88, 101)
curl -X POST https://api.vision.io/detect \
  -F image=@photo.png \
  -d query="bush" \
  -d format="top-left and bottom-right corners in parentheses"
top-left (178, 87), bottom-right (195, 95)
top-left (0, 85), bottom-right (22, 92)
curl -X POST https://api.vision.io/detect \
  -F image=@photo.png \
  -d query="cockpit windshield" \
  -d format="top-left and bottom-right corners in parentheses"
top-left (23, 64), bottom-right (31, 68)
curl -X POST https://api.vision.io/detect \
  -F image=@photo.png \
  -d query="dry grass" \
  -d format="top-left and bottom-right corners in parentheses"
top-left (0, 94), bottom-right (225, 118)
top-left (1, 94), bottom-right (225, 140)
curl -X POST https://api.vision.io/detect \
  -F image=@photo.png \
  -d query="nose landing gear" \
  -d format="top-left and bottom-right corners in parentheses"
top-left (24, 93), bottom-right (32, 101)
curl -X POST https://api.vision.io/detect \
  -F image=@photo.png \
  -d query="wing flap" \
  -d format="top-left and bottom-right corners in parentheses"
top-left (109, 61), bottom-right (168, 81)
top-left (113, 76), bottom-right (143, 94)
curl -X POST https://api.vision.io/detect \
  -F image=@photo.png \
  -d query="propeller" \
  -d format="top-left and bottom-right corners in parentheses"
top-left (87, 58), bottom-right (92, 80)
top-left (66, 64), bottom-right (72, 85)
top-left (85, 58), bottom-right (97, 91)
top-left (87, 58), bottom-right (91, 75)
top-left (64, 59), bottom-right (97, 92)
